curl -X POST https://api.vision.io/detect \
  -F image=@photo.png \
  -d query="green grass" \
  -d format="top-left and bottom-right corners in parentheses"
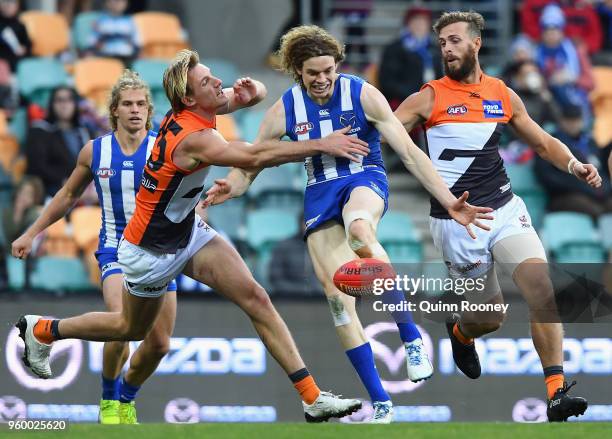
top-left (2, 423), bottom-right (611, 439)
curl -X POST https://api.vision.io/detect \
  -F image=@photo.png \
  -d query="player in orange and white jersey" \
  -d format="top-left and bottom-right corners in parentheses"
top-left (394, 11), bottom-right (602, 422)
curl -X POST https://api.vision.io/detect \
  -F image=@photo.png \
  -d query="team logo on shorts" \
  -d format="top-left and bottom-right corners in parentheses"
top-left (482, 100), bottom-right (504, 118)
top-left (293, 122), bottom-right (314, 135)
top-left (447, 104), bottom-right (468, 115)
top-left (96, 168), bottom-right (116, 178)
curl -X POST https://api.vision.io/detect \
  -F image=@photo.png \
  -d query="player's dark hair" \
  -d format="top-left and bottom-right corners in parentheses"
top-left (433, 11), bottom-right (485, 39)
top-left (277, 25), bottom-right (345, 87)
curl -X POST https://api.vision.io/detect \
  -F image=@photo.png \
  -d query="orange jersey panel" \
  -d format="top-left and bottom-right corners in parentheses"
top-left (422, 74), bottom-right (513, 129)
top-left (124, 110), bottom-right (216, 252)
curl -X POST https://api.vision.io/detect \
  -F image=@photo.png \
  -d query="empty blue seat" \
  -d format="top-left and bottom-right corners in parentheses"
top-left (30, 256), bottom-right (93, 291)
top-left (17, 58), bottom-right (69, 107)
top-left (505, 162), bottom-right (547, 229)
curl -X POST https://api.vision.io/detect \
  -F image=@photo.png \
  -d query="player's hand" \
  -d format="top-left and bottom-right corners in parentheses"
top-left (320, 126), bottom-right (370, 162)
top-left (573, 162), bottom-right (602, 188)
top-left (447, 191), bottom-right (494, 240)
top-left (233, 77), bottom-right (258, 105)
top-left (202, 178), bottom-right (233, 207)
top-left (12, 233), bottom-right (34, 259)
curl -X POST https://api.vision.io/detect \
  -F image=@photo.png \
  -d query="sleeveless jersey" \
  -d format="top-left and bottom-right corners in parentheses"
top-left (123, 110), bottom-right (215, 252)
top-left (91, 131), bottom-right (156, 250)
top-left (421, 74), bottom-right (514, 218)
top-left (282, 73), bottom-right (385, 186)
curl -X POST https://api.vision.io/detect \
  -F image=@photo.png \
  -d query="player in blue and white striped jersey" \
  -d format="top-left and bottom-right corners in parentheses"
top-left (12, 70), bottom-right (176, 424)
top-left (205, 26), bottom-right (493, 423)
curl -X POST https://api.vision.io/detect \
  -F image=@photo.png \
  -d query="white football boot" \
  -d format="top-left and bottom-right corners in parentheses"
top-left (405, 338), bottom-right (433, 382)
top-left (16, 315), bottom-right (52, 379)
top-left (303, 391), bottom-right (362, 422)
top-left (369, 400), bottom-right (394, 424)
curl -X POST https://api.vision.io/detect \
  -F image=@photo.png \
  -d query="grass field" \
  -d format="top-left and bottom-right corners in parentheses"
top-left (2, 422), bottom-right (611, 439)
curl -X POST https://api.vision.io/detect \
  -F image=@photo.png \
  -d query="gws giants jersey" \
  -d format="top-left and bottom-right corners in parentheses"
top-left (421, 74), bottom-right (514, 218)
top-left (282, 73), bottom-right (385, 186)
top-left (124, 110), bottom-right (214, 253)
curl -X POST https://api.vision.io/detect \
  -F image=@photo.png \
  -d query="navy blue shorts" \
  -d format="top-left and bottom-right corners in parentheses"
top-left (303, 170), bottom-right (389, 239)
top-left (95, 247), bottom-right (178, 291)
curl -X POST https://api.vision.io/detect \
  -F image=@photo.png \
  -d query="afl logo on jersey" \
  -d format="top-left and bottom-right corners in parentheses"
top-left (482, 100), bottom-right (504, 118)
top-left (447, 104), bottom-right (468, 115)
top-left (96, 168), bottom-right (116, 178)
top-left (294, 122), bottom-right (314, 135)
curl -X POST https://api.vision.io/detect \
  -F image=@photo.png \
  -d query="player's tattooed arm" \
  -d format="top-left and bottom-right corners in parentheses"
top-left (508, 87), bottom-right (602, 188)
top-left (12, 141), bottom-right (94, 259)
top-left (218, 77), bottom-right (268, 115)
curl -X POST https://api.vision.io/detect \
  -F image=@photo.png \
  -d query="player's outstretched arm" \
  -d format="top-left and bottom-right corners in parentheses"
top-left (361, 83), bottom-right (493, 238)
top-left (393, 86), bottom-right (434, 133)
top-left (508, 87), bottom-right (602, 188)
top-left (217, 77), bottom-right (267, 115)
top-left (183, 121), bottom-right (369, 170)
top-left (203, 99), bottom-right (288, 206)
top-left (12, 141), bottom-right (95, 259)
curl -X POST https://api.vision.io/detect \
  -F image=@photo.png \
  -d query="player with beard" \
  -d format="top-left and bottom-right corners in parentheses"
top-left (394, 11), bottom-right (602, 422)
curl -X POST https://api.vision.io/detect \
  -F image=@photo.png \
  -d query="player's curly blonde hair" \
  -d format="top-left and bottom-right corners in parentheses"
top-left (277, 25), bottom-right (345, 87)
top-left (108, 69), bottom-right (153, 131)
top-left (164, 49), bottom-right (200, 113)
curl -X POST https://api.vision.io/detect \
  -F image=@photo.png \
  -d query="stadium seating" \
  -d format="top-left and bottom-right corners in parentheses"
top-left (20, 11), bottom-right (70, 57)
top-left (74, 57), bottom-right (124, 111)
top-left (131, 58), bottom-right (170, 117)
top-left (9, 107), bottom-right (28, 145)
top-left (377, 210), bottom-right (423, 264)
top-left (72, 11), bottom-right (103, 52)
top-left (43, 217), bottom-right (78, 257)
top-left (17, 57), bottom-right (69, 108)
top-left (239, 109), bottom-right (266, 143)
top-left (590, 66), bottom-right (612, 147)
top-left (0, 135), bottom-right (21, 179)
top-left (541, 212), bottom-right (606, 263)
top-left (599, 213), bottom-right (612, 250)
top-left (504, 161), bottom-right (547, 229)
top-left (70, 206), bottom-right (102, 250)
top-left (248, 166), bottom-right (303, 214)
top-left (204, 58), bottom-right (240, 88)
top-left (246, 208), bottom-right (299, 286)
top-left (216, 114), bottom-right (240, 141)
top-left (7, 255), bottom-right (25, 289)
top-left (31, 256), bottom-right (93, 291)
top-left (133, 12), bottom-right (188, 59)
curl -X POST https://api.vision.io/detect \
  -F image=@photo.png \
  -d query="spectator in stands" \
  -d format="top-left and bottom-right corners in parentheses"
top-left (269, 213), bottom-right (323, 297)
top-left (0, 175), bottom-right (44, 288)
top-left (535, 104), bottom-right (612, 219)
top-left (535, 4), bottom-right (594, 122)
top-left (502, 59), bottom-right (559, 163)
top-left (509, 34), bottom-right (536, 64)
top-left (0, 0), bottom-right (30, 72)
top-left (25, 86), bottom-right (92, 198)
top-left (521, 0), bottom-right (602, 55)
top-left (88, 0), bottom-right (139, 64)
top-left (379, 6), bottom-right (442, 111)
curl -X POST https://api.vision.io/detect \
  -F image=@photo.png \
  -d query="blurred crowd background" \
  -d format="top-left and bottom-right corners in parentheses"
top-left (0, 0), bottom-right (610, 296)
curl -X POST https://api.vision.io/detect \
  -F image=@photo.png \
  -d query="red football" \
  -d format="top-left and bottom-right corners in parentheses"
top-left (333, 258), bottom-right (396, 297)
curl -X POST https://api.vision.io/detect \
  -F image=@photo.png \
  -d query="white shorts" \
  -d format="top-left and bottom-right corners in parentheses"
top-left (118, 216), bottom-right (217, 297)
top-left (430, 195), bottom-right (546, 279)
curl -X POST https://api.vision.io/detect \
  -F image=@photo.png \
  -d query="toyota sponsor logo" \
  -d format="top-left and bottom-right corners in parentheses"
top-left (364, 322), bottom-right (433, 394)
top-left (164, 398), bottom-right (200, 423)
top-left (0, 396), bottom-right (27, 422)
top-left (512, 398), bottom-right (548, 423)
top-left (5, 327), bottom-right (83, 392)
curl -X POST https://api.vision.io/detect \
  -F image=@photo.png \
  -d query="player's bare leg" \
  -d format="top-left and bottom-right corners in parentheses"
top-left (183, 235), bottom-right (361, 422)
top-left (307, 222), bottom-right (393, 423)
top-left (341, 187), bottom-right (432, 383)
top-left (17, 284), bottom-right (165, 381)
top-left (116, 291), bottom-right (176, 424)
